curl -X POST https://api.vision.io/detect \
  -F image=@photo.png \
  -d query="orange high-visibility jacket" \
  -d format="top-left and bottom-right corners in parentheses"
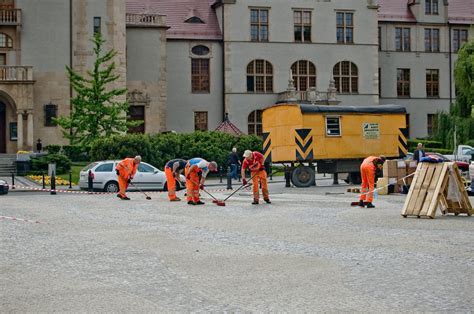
top-left (116, 158), bottom-right (138, 178)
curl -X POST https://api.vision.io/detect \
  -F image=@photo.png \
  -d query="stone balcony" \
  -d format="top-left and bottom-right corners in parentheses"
top-left (126, 13), bottom-right (167, 28)
top-left (0, 66), bottom-right (33, 82)
top-left (0, 9), bottom-right (21, 25)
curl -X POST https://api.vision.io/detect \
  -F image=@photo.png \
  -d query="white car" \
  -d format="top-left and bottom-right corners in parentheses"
top-left (79, 160), bottom-right (186, 192)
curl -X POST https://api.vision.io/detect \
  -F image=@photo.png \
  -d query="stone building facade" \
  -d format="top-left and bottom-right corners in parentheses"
top-left (0, 0), bottom-right (472, 154)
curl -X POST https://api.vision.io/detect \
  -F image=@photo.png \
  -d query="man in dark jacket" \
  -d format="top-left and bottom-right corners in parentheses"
top-left (414, 143), bottom-right (425, 162)
top-left (228, 147), bottom-right (241, 180)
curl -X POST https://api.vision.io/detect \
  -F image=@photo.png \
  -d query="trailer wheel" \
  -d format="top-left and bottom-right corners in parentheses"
top-left (291, 166), bottom-right (315, 187)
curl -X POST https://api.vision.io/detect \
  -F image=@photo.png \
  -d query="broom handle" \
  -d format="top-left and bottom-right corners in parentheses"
top-left (190, 179), bottom-right (220, 201)
top-left (223, 171), bottom-right (260, 202)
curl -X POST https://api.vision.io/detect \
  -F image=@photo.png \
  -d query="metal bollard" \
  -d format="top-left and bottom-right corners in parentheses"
top-left (219, 166), bottom-right (223, 183)
top-left (333, 173), bottom-right (339, 185)
top-left (69, 171), bottom-right (72, 189)
top-left (42, 172), bottom-right (46, 189)
top-left (285, 167), bottom-right (291, 188)
top-left (11, 172), bottom-right (15, 189)
top-left (50, 171), bottom-right (57, 195)
top-left (227, 167), bottom-right (232, 190)
top-left (88, 170), bottom-right (93, 193)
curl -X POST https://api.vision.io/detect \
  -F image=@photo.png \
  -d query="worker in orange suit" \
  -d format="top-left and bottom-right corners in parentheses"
top-left (358, 155), bottom-right (385, 208)
top-left (164, 158), bottom-right (187, 202)
top-left (241, 150), bottom-right (271, 205)
top-left (185, 158), bottom-right (218, 205)
top-left (115, 155), bottom-right (141, 200)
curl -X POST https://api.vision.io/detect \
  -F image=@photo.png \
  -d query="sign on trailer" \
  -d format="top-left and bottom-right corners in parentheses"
top-left (363, 123), bottom-right (380, 139)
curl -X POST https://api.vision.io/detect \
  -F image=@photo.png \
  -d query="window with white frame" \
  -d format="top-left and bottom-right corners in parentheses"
top-left (326, 116), bottom-right (341, 136)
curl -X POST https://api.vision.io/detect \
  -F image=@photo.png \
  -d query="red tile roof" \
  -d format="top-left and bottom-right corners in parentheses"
top-left (126, 0), bottom-right (222, 40)
top-left (378, 0), bottom-right (474, 24)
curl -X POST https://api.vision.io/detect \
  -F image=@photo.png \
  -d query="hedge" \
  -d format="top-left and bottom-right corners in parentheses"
top-left (407, 139), bottom-right (443, 150)
top-left (89, 131), bottom-right (263, 170)
top-left (30, 153), bottom-right (72, 174)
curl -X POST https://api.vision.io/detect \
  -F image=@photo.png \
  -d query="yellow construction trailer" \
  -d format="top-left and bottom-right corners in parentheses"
top-left (262, 103), bottom-right (408, 187)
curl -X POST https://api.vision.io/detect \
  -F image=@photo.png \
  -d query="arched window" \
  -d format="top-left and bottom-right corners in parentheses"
top-left (246, 60), bottom-right (273, 93)
top-left (0, 33), bottom-right (13, 48)
top-left (248, 110), bottom-right (263, 136)
top-left (333, 61), bottom-right (358, 94)
top-left (291, 60), bottom-right (316, 91)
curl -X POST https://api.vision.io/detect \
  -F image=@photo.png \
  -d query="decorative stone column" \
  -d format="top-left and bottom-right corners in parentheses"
top-left (27, 111), bottom-right (34, 150)
top-left (16, 112), bottom-right (23, 151)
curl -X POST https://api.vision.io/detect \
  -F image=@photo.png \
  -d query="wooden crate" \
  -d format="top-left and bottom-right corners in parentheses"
top-left (401, 162), bottom-right (473, 219)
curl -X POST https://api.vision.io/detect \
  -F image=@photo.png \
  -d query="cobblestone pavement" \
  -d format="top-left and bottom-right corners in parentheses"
top-left (1, 183), bottom-right (473, 312)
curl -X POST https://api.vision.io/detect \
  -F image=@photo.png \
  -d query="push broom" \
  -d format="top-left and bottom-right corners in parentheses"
top-left (129, 181), bottom-right (152, 200)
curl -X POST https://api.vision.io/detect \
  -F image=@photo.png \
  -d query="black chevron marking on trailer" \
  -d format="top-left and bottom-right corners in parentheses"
top-left (296, 150), bottom-right (305, 161)
top-left (263, 139), bottom-right (271, 155)
top-left (296, 128), bottom-right (312, 141)
top-left (265, 152), bottom-right (272, 163)
top-left (306, 150), bottom-right (314, 161)
top-left (295, 137), bottom-right (313, 153)
top-left (399, 127), bottom-right (409, 138)
top-left (262, 132), bottom-right (270, 143)
top-left (398, 135), bottom-right (408, 150)
top-left (399, 147), bottom-right (407, 158)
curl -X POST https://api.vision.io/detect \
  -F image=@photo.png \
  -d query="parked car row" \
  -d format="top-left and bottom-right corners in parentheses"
top-left (78, 161), bottom-right (186, 193)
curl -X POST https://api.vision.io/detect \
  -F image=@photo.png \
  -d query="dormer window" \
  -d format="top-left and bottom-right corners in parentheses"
top-left (185, 16), bottom-right (204, 24)
top-left (184, 8), bottom-right (205, 24)
top-left (425, 0), bottom-right (439, 15)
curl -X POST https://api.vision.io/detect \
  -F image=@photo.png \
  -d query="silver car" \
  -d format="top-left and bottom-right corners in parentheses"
top-left (79, 160), bottom-right (185, 192)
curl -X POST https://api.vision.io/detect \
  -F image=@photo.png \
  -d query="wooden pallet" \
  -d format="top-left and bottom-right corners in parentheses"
top-left (347, 188), bottom-right (361, 193)
top-left (401, 162), bottom-right (473, 219)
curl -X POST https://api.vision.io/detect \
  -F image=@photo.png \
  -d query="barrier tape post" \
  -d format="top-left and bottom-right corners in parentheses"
top-left (226, 166), bottom-right (232, 190)
top-left (42, 172), bottom-right (46, 189)
top-left (69, 171), bottom-right (72, 189)
top-left (50, 171), bottom-right (56, 195)
top-left (11, 172), bottom-right (15, 189)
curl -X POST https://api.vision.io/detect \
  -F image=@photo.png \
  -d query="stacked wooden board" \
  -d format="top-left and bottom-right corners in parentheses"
top-left (401, 162), bottom-right (473, 219)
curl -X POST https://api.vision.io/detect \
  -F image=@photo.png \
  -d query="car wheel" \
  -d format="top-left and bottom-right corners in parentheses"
top-left (163, 180), bottom-right (183, 191)
top-left (104, 181), bottom-right (119, 193)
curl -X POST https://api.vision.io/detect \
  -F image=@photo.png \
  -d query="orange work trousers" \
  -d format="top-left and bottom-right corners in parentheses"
top-left (185, 165), bottom-right (200, 202)
top-left (251, 169), bottom-right (269, 201)
top-left (118, 175), bottom-right (129, 197)
top-left (165, 167), bottom-right (177, 201)
top-left (359, 163), bottom-right (376, 203)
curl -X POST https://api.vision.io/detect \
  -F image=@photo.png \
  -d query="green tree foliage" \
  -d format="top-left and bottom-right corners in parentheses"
top-left (55, 32), bottom-right (140, 147)
top-left (89, 132), bottom-right (263, 169)
top-left (453, 39), bottom-right (474, 118)
top-left (433, 39), bottom-right (474, 148)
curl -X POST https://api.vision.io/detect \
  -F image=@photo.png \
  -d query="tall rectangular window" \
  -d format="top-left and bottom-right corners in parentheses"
top-left (397, 68), bottom-right (410, 97)
top-left (424, 28), bottom-right (440, 52)
top-left (426, 69), bottom-right (439, 98)
top-left (44, 103), bottom-right (58, 127)
top-left (250, 8), bottom-right (269, 42)
top-left (194, 111), bottom-right (208, 131)
top-left (395, 27), bottom-right (411, 51)
top-left (453, 29), bottom-right (468, 52)
top-left (378, 68), bottom-right (381, 96)
top-left (127, 106), bottom-right (145, 134)
top-left (191, 58), bottom-right (210, 93)
top-left (336, 12), bottom-right (353, 44)
top-left (93, 17), bottom-right (101, 34)
top-left (425, 0), bottom-right (439, 15)
top-left (427, 114), bottom-right (437, 136)
top-left (378, 27), bottom-right (381, 50)
top-left (294, 10), bottom-right (311, 42)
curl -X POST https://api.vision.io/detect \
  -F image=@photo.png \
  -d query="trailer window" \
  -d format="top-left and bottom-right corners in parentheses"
top-left (326, 117), bottom-right (341, 136)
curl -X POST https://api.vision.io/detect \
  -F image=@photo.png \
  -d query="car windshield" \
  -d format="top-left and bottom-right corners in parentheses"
top-left (82, 162), bottom-right (99, 172)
